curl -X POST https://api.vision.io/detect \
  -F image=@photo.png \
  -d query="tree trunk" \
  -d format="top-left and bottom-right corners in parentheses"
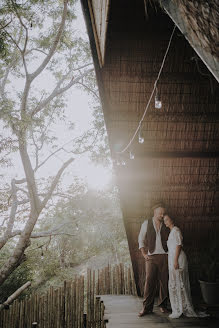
top-left (0, 281), bottom-right (31, 311)
top-left (0, 210), bottom-right (39, 285)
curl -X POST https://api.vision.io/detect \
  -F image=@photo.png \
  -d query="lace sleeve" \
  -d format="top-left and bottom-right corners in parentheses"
top-left (174, 227), bottom-right (183, 246)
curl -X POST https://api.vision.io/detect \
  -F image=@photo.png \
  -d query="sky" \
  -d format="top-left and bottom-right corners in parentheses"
top-left (1, 1), bottom-right (113, 192)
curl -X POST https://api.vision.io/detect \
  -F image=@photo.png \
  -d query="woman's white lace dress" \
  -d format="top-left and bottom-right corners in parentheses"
top-left (167, 226), bottom-right (197, 318)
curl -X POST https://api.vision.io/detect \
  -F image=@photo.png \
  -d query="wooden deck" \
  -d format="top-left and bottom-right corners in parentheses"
top-left (100, 295), bottom-right (219, 328)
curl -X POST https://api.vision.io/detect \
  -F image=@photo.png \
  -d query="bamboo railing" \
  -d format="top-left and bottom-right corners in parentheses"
top-left (0, 263), bottom-right (136, 328)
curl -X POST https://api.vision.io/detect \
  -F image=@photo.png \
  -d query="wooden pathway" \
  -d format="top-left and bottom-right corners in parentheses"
top-left (100, 295), bottom-right (219, 328)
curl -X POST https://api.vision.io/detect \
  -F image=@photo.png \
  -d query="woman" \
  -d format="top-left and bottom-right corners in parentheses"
top-left (163, 214), bottom-right (197, 319)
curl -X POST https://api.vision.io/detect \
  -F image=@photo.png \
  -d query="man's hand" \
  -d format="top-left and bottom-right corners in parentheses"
top-left (143, 254), bottom-right (150, 261)
top-left (140, 248), bottom-right (150, 261)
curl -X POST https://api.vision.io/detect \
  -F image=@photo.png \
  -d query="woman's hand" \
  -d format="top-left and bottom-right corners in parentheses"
top-left (143, 254), bottom-right (150, 261)
top-left (174, 260), bottom-right (179, 270)
top-left (174, 245), bottom-right (182, 270)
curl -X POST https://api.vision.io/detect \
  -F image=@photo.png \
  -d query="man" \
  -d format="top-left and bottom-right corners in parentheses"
top-left (138, 202), bottom-right (169, 316)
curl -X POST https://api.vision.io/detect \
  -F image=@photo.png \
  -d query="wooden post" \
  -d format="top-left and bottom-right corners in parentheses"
top-left (89, 270), bottom-right (93, 328)
top-left (96, 269), bottom-right (100, 295)
top-left (95, 297), bottom-right (101, 328)
top-left (54, 289), bottom-right (59, 328)
top-left (62, 281), bottom-right (66, 328)
top-left (86, 269), bottom-right (91, 328)
top-left (81, 276), bottom-right (84, 328)
top-left (100, 301), bottom-right (104, 328)
top-left (116, 264), bottom-right (120, 294)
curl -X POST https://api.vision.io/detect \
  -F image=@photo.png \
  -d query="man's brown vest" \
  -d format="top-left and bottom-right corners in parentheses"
top-left (144, 218), bottom-right (169, 253)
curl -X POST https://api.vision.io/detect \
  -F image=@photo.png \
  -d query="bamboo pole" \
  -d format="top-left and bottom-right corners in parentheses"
top-left (66, 282), bottom-right (70, 328)
top-left (73, 279), bottom-right (76, 328)
top-left (62, 281), bottom-right (66, 328)
top-left (100, 301), bottom-right (104, 328)
top-left (87, 269), bottom-right (91, 328)
top-left (80, 276), bottom-right (84, 328)
top-left (92, 270), bottom-right (95, 328)
top-left (77, 276), bottom-right (80, 328)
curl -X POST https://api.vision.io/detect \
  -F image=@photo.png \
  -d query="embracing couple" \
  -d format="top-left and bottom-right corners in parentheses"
top-left (138, 202), bottom-right (197, 319)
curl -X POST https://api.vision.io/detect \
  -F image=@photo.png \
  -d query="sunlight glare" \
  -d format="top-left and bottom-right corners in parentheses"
top-left (84, 164), bottom-right (112, 190)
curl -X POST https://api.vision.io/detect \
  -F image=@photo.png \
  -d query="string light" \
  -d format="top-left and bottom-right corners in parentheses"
top-left (155, 87), bottom-right (162, 109)
top-left (129, 151), bottom-right (135, 159)
top-left (115, 157), bottom-right (126, 165)
top-left (138, 129), bottom-right (144, 144)
top-left (115, 25), bottom-right (176, 155)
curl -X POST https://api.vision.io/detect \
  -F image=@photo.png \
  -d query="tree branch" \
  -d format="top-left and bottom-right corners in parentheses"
top-left (14, 178), bottom-right (26, 184)
top-left (18, 137), bottom-right (41, 214)
top-left (72, 62), bottom-right (93, 71)
top-left (16, 187), bottom-right (29, 196)
top-left (0, 24), bottom-right (22, 53)
top-left (0, 222), bottom-right (75, 242)
top-left (26, 48), bottom-right (48, 56)
top-left (11, 0), bottom-right (29, 75)
top-left (31, 222), bottom-right (76, 238)
top-left (0, 179), bottom-right (18, 250)
top-left (19, 0), bottom-right (69, 115)
top-left (17, 199), bottom-right (30, 205)
top-left (29, 0), bottom-right (69, 81)
top-left (31, 68), bottom-right (94, 116)
top-left (0, 281), bottom-right (31, 311)
top-left (0, 18), bottom-right (12, 30)
top-left (77, 81), bottom-right (99, 99)
top-left (34, 127), bottom-right (96, 171)
top-left (40, 158), bottom-right (74, 210)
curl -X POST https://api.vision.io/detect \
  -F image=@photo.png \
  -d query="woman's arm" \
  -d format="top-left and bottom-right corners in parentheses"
top-left (174, 245), bottom-right (182, 270)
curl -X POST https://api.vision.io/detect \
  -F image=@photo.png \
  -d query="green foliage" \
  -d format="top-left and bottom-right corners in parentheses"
top-left (0, 248), bottom-right (32, 302)
top-left (26, 180), bottom-right (130, 291)
top-left (0, 0), bottom-right (120, 291)
top-left (90, 105), bottom-right (111, 165)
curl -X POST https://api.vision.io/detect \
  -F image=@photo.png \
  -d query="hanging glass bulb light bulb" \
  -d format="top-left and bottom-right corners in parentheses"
top-left (129, 151), bottom-right (135, 159)
top-left (138, 128), bottom-right (144, 144)
top-left (155, 87), bottom-right (162, 109)
top-left (121, 160), bottom-right (126, 166)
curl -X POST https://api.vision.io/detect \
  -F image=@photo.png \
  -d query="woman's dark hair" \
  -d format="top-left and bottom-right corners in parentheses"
top-left (163, 213), bottom-right (174, 223)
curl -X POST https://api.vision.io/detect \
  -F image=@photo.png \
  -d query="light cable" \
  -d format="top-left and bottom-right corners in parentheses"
top-left (116, 25), bottom-right (176, 154)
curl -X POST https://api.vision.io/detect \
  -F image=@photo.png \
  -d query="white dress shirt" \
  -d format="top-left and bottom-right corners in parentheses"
top-left (138, 218), bottom-right (168, 255)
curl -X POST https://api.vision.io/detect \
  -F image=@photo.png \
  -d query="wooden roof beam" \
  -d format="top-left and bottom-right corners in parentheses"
top-left (123, 151), bottom-right (219, 158)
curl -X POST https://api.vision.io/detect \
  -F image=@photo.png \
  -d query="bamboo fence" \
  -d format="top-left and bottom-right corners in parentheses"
top-left (0, 263), bottom-right (136, 328)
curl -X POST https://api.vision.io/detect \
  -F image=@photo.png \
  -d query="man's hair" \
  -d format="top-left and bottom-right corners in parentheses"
top-left (151, 201), bottom-right (166, 211)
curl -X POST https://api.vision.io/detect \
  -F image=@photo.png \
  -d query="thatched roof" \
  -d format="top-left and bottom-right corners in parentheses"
top-left (81, 0), bottom-right (219, 295)
top-left (172, 0), bottom-right (219, 57)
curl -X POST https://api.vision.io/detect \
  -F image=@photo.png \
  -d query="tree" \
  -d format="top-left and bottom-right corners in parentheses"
top-left (0, 244), bottom-right (32, 303)
top-left (0, 0), bottom-right (98, 287)
top-left (24, 179), bottom-right (130, 291)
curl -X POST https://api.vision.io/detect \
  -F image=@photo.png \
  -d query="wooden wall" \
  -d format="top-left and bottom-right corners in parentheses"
top-left (82, 0), bottom-right (219, 296)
